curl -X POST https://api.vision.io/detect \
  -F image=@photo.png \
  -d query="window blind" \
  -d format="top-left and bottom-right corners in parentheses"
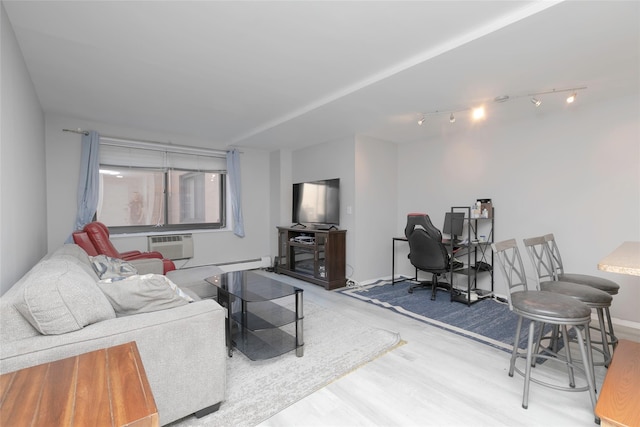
top-left (99, 138), bottom-right (227, 171)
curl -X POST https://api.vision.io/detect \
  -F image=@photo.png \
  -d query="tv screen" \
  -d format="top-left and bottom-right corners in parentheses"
top-left (292, 178), bottom-right (340, 226)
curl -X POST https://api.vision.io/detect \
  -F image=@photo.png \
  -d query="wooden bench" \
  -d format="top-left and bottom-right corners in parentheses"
top-left (0, 342), bottom-right (158, 427)
top-left (595, 339), bottom-right (640, 427)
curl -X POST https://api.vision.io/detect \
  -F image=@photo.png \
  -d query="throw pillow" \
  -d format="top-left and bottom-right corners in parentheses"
top-left (98, 274), bottom-right (193, 317)
top-left (14, 259), bottom-right (116, 335)
top-left (90, 255), bottom-right (138, 279)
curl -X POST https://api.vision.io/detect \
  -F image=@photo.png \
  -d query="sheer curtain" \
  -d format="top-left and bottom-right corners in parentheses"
top-left (226, 149), bottom-right (245, 237)
top-left (66, 130), bottom-right (100, 242)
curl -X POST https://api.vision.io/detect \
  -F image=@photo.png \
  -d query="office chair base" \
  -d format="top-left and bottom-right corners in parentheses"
top-left (408, 280), bottom-right (451, 300)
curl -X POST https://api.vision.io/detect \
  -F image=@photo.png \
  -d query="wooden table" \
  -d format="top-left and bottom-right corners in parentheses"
top-left (594, 339), bottom-right (640, 427)
top-left (0, 342), bottom-right (158, 427)
top-left (598, 241), bottom-right (640, 276)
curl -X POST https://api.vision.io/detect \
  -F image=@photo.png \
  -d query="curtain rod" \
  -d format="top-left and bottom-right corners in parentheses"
top-left (63, 128), bottom-right (232, 157)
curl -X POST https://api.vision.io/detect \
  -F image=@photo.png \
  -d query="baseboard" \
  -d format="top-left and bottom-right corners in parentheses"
top-left (603, 315), bottom-right (640, 331)
top-left (217, 256), bottom-right (271, 273)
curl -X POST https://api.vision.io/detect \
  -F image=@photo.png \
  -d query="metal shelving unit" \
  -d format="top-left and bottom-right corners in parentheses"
top-left (449, 206), bottom-right (494, 306)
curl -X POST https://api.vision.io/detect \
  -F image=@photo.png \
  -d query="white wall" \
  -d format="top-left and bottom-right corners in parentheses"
top-left (0, 4), bottom-right (47, 295)
top-left (395, 93), bottom-right (640, 323)
top-left (269, 149), bottom-right (292, 258)
top-left (353, 135), bottom-right (397, 284)
top-left (44, 113), bottom-right (272, 268)
top-left (291, 136), bottom-right (356, 278)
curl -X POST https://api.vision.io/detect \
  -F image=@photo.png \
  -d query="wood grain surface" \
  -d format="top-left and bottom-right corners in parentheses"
top-left (0, 342), bottom-right (158, 427)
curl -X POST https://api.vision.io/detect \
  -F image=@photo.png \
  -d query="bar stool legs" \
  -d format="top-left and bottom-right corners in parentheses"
top-left (512, 317), bottom-right (597, 410)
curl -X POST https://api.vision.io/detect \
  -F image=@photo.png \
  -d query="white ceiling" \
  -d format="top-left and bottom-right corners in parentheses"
top-left (3, 1), bottom-right (639, 151)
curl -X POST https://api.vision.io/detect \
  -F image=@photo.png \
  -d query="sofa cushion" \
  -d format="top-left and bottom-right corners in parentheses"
top-left (14, 259), bottom-right (116, 335)
top-left (90, 255), bottom-right (138, 279)
top-left (98, 274), bottom-right (193, 317)
top-left (50, 243), bottom-right (101, 281)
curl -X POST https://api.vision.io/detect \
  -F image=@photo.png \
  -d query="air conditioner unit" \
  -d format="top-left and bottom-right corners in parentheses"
top-left (148, 234), bottom-right (194, 260)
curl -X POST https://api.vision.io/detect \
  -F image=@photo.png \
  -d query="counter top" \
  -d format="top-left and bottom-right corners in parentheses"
top-left (598, 241), bottom-right (640, 276)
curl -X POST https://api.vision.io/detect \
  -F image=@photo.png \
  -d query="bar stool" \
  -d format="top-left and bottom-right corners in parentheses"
top-left (523, 236), bottom-right (614, 367)
top-left (544, 233), bottom-right (619, 351)
top-left (492, 239), bottom-right (597, 413)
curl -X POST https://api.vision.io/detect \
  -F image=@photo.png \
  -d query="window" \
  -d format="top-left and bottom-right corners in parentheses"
top-left (96, 141), bottom-right (226, 233)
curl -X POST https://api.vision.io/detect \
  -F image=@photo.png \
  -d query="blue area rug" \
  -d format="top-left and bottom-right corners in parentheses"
top-left (340, 280), bottom-right (551, 353)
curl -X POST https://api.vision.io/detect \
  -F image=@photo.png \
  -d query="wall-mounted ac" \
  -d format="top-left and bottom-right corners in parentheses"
top-left (148, 234), bottom-right (194, 260)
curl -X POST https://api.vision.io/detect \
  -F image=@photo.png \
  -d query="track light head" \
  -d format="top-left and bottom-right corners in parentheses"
top-left (418, 117), bottom-right (425, 126)
top-left (531, 97), bottom-right (541, 107)
top-left (472, 107), bottom-right (485, 120)
top-left (449, 113), bottom-right (456, 123)
top-left (566, 93), bottom-right (577, 103)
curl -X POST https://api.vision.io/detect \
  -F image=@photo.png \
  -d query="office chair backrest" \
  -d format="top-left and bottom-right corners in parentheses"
top-left (407, 228), bottom-right (449, 272)
top-left (404, 213), bottom-right (442, 241)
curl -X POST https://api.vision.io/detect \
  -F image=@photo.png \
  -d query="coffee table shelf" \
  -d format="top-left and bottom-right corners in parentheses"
top-left (230, 299), bottom-right (296, 330)
top-left (206, 270), bottom-right (304, 361)
top-left (232, 325), bottom-right (297, 360)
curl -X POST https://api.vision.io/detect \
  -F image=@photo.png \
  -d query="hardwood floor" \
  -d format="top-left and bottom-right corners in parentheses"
top-left (258, 274), bottom-right (640, 427)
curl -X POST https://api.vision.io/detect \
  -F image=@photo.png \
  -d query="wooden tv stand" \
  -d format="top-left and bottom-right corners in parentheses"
top-left (276, 226), bottom-right (346, 290)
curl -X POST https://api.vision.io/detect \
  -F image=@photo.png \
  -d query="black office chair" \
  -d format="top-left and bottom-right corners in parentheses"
top-left (405, 214), bottom-right (451, 300)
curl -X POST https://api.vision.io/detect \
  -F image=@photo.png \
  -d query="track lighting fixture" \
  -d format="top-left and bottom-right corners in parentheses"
top-left (416, 86), bottom-right (586, 127)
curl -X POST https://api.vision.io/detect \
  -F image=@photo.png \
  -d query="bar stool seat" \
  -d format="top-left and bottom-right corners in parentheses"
top-left (540, 281), bottom-right (612, 306)
top-left (511, 290), bottom-right (594, 320)
top-left (558, 273), bottom-right (619, 295)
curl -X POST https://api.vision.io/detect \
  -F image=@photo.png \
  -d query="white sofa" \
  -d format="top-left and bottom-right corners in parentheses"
top-left (0, 244), bottom-right (226, 426)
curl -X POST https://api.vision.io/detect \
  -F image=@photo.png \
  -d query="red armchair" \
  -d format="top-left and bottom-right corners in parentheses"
top-left (73, 221), bottom-right (176, 273)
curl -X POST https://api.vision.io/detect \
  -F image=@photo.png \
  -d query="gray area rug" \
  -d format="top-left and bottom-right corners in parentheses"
top-left (340, 280), bottom-right (555, 353)
top-left (168, 301), bottom-right (400, 427)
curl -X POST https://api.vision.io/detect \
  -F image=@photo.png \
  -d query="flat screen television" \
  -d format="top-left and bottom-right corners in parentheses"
top-left (443, 212), bottom-right (465, 241)
top-left (292, 178), bottom-right (340, 227)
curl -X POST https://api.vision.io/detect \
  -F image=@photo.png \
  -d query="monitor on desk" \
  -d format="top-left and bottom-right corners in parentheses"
top-left (443, 212), bottom-right (465, 242)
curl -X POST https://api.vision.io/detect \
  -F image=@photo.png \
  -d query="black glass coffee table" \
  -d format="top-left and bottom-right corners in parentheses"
top-left (206, 270), bottom-right (304, 360)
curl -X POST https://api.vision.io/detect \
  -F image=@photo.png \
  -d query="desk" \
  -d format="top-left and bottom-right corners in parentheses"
top-left (0, 342), bottom-right (158, 427)
top-left (391, 237), bottom-right (411, 284)
top-left (598, 241), bottom-right (640, 276)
